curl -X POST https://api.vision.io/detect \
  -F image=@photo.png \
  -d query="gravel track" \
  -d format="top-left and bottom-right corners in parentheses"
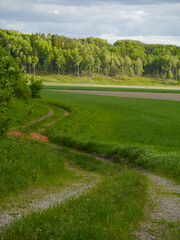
top-left (134, 172), bottom-right (180, 239)
top-left (0, 166), bottom-right (101, 231)
top-left (3, 101), bottom-right (180, 238)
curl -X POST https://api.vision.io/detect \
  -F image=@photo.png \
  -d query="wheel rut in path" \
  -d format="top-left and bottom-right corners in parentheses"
top-left (5, 103), bottom-right (180, 239)
top-left (10, 109), bottom-right (54, 131)
top-left (134, 171), bottom-right (180, 240)
top-left (0, 164), bottom-right (101, 230)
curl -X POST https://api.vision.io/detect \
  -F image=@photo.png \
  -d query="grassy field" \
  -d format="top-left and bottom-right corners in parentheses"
top-left (1, 96), bottom-right (148, 239)
top-left (25, 73), bottom-right (180, 87)
top-left (42, 90), bottom-right (180, 181)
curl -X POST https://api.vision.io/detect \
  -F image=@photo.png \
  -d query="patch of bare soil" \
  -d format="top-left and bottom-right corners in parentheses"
top-left (8, 131), bottom-right (49, 142)
top-left (8, 131), bottom-right (24, 138)
top-left (29, 132), bottom-right (49, 142)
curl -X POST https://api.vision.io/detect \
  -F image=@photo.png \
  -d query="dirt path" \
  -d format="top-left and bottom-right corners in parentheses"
top-left (10, 109), bottom-right (54, 130)
top-left (0, 164), bottom-right (102, 230)
top-left (5, 104), bottom-right (180, 238)
top-left (52, 90), bottom-right (180, 101)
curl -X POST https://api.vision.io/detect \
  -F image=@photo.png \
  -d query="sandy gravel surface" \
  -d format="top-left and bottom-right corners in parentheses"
top-left (0, 166), bottom-right (101, 231)
top-left (134, 172), bottom-right (180, 240)
top-left (52, 90), bottom-right (180, 101)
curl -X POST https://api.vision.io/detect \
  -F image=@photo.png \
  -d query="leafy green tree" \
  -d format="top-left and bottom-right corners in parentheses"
top-left (27, 56), bottom-right (32, 73)
top-left (168, 70), bottom-right (173, 79)
top-left (177, 69), bottom-right (180, 84)
top-left (134, 57), bottom-right (144, 78)
top-left (101, 49), bottom-right (111, 75)
top-left (124, 56), bottom-right (132, 76)
top-left (94, 57), bottom-right (101, 75)
top-left (32, 56), bottom-right (39, 77)
top-left (73, 48), bottom-right (82, 76)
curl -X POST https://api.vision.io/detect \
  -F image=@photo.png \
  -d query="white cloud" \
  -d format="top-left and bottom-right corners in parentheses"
top-left (100, 33), bottom-right (180, 46)
top-left (0, 0), bottom-right (180, 46)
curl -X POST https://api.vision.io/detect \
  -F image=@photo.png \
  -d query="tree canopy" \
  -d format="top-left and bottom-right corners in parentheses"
top-left (0, 29), bottom-right (180, 80)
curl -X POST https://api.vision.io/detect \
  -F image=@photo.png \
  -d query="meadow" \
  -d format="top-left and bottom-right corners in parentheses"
top-left (42, 90), bottom-right (180, 181)
top-left (1, 95), bottom-right (147, 239)
top-left (25, 73), bottom-right (179, 87)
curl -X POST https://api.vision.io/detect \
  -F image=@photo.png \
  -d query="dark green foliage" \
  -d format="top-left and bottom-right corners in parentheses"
top-left (29, 77), bottom-right (43, 98)
top-left (0, 46), bottom-right (31, 134)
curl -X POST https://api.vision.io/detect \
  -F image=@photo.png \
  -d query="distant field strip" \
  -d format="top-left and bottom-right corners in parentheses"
top-left (51, 90), bottom-right (180, 101)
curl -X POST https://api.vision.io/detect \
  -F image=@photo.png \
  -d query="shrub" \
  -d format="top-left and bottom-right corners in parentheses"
top-left (29, 77), bottom-right (43, 98)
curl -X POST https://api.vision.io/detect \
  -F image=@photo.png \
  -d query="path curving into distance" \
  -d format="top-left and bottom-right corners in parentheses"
top-left (51, 90), bottom-right (180, 101)
top-left (5, 102), bottom-right (180, 238)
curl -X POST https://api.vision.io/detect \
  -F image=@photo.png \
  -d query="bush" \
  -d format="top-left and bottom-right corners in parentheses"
top-left (0, 46), bottom-right (31, 134)
top-left (29, 77), bottom-right (43, 98)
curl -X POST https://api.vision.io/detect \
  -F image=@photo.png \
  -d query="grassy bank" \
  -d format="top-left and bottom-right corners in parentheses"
top-left (0, 136), bottom-right (68, 199)
top-left (42, 90), bottom-right (180, 181)
top-left (24, 73), bottom-right (179, 87)
top-left (8, 98), bottom-right (49, 129)
top-left (2, 169), bottom-right (147, 240)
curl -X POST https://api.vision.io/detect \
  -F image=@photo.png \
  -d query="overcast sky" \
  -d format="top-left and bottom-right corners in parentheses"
top-left (0, 0), bottom-right (180, 45)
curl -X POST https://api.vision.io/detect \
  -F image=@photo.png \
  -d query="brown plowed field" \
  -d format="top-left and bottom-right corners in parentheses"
top-left (53, 90), bottom-right (180, 101)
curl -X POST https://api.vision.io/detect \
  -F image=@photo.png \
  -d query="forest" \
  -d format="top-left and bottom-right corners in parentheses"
top-left (0, 29), bottom-right (180, 80)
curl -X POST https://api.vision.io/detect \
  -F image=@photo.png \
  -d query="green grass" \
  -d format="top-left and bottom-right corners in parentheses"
top-left (42, 90), bottom-right (180, 181)
top-left (0, 136), bottom-right (67, 199)
top-left (2, 169), bottom-right (147, 240)
top-left (1, 94), bottom-right (149, 239)
top-left (8, 98), bottom-right (49, 128)
top-left (24, 73), bottom-right (179, 87)
top-left (60, 148), bottom-right (121, 176)
top-left (44, 85), bottom-right (180, 93)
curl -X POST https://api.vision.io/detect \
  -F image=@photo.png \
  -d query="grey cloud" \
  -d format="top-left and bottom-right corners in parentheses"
top-left (0, 0), bottom-right (180, 45)
top-left (37, 0), bottom-right (180, 6)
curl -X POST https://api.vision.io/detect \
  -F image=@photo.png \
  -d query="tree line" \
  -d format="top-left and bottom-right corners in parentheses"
top-left (0, 29), bottom-right (180, 80)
